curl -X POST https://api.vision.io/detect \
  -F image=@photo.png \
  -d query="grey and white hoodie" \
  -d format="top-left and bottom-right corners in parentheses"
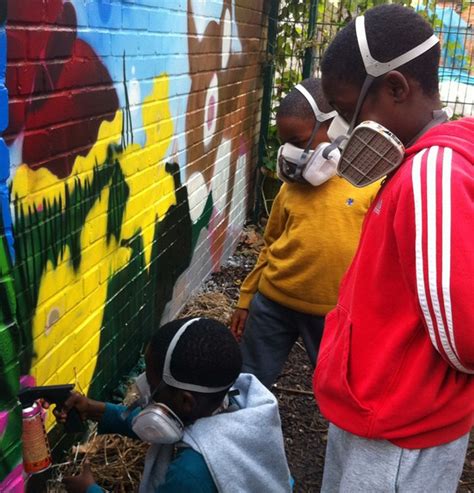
top-left (139, 373), bottom-right (292, 493)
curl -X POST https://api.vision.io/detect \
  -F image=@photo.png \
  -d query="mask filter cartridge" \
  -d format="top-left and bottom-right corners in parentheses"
top-left (338, 121), bottom-right (404, 187)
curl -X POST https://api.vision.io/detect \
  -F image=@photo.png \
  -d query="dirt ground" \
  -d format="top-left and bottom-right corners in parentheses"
top-left (203, 225), bottom-right (474, 493)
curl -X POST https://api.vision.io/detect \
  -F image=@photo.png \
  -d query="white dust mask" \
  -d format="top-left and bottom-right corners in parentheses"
top-left (278, 142), bottom-right (340, 186)
top-left (132, 401), bottom-right (184, 444)
top-left (277, 84), bottom-right (337, 186)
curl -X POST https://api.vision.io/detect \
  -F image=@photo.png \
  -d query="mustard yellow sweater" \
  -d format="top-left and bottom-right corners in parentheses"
top-left (237, 177), bottom-right (380, 315)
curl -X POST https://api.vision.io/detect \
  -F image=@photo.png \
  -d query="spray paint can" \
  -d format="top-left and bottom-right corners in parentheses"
top-left (21, 402), bottom-right (52, 474)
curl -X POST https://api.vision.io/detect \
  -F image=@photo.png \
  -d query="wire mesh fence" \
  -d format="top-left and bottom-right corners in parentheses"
top-left (254, 0), bottom-right (473, 217)
top-left (279, 0), bottom-right (473, 113)
top-left (312, 0), bottom-right (473, 115)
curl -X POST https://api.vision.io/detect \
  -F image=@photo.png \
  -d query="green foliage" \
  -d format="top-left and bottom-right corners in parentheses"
top-left (262, 1), bottom-right (315, 173)
top-left (261, 124), bottom-right (280, 175)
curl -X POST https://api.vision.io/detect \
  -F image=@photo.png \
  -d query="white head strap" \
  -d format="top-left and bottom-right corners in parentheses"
top-left (355, 15), bottom-right (439, 78)
top-left (344, 15), bottom-right (440, 133)
top-left (295, 84), bottom-right (337, 122)
top-left (162, 318), bottom-right (233, 393)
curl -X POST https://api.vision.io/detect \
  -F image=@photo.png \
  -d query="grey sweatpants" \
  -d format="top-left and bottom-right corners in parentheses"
top-left (322, 424), bottom-right (469, 493)
top-left (240, 292), bottom-right (324, 388)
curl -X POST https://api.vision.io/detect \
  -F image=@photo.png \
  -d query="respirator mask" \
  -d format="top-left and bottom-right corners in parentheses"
top-left (325, 15), bottom-right (445, 187)
top-left (277, 84), bottom-right (338, 186)
top-left (128, 318), bottom-right (234, 445)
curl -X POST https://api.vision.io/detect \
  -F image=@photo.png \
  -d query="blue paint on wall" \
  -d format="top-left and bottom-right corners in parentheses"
top-left (0, 24), bottom-right (13, 259)
top-left (75, 0), bottom-right (192, 176)
top-left (98, 0), bottom-right (113, 22)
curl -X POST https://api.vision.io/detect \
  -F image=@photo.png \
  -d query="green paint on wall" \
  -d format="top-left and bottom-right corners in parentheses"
top-left (0, 228), bottom-right (22, 481)
top-left (191, 192), bottom-right (214, 251)
top-left (13, 148), bottom-right (130, 375)
top-left (88, 162), bottom-right (193, 400)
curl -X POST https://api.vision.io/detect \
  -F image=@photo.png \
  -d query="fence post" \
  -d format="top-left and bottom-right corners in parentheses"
top-left (302, 0), bottom-right (319, 78)
top-left (253, 0), bottom-right (280, 223)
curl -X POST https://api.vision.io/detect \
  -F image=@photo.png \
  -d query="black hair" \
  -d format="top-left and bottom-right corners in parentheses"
top-left (276, 78), bottom-right (333, 121)
top-left (148, 317), bottom-right (242, 399)
top-left (321, 4), bottom-right (440, 96)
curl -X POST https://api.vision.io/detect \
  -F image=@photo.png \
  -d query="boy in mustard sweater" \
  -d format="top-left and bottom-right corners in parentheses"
top-left (230, 78), bottom-right (379, 388)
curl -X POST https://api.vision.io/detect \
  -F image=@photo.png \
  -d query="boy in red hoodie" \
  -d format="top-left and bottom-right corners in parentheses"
top-left (314, 5), bottom-right (473, 492)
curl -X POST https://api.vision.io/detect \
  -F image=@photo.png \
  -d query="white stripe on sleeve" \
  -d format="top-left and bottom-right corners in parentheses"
top-left (412, 148), bottom-right (439, 351)
top-left (413, 146), bottom-right (472, 373)
top-left (440, 148), bottom-right (472, 373)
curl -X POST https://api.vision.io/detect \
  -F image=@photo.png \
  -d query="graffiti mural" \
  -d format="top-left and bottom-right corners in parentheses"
top-left (1, 0), bottom-right (266, 488)
top-left (0, 1), bottom-right (23, 490)
top-left (185, 0), bottom-right (260, 271)
top-left (0, 230), bottom-right (22, 492)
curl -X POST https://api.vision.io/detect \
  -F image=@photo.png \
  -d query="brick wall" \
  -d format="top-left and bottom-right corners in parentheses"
top-left (0, 1), bottom-right (23, 490)
top-left (0, 0), bottom-right (268, 488)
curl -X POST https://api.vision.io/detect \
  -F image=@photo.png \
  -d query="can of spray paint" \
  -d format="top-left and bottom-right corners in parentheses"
top-left (21, 402), bottom-right (52, 474)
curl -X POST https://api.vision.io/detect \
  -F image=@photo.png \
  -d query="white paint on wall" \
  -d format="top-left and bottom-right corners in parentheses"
top-left (187, 171), bottom-right (208, 223)
top-left (204, 73), bottom-right (219, 146)
top-left (211, 139), bottom-right (231, 214)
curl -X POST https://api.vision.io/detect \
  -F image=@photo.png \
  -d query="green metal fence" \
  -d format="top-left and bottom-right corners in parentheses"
top-left (255, 0), bottom-right (320, 218)
top-left (311, 0), bottom-right (473, 115)
top-left (255, 0), bottom-right (473, 218)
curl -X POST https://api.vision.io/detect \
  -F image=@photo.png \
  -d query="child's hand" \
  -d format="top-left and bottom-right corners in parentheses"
top-left (231, 308), bottom-right (248, 341)
top-left (53, 392), bottom-right (106, 424)
top-left (53, 392), bottom-right (90, 424)
top-left (63, 461), bottom-right (96, 493)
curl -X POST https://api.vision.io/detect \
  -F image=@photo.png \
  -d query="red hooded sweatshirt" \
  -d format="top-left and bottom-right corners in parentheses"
top-left (313, 117), bottom-right (474, 449)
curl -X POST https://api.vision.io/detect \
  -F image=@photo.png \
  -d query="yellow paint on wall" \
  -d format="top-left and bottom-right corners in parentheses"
top-left (13, 75), bottom-right (178, 430)
top-left (119, 75), bottom-right (176, 268)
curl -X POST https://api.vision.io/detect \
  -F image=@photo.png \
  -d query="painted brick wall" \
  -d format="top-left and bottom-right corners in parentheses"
top-left (0, 2), bottom-right (24, 490)
top-left (0, 0), bottom-right (268, 488)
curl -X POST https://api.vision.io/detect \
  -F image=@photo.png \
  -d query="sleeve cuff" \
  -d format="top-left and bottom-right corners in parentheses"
top-left (97, 403), bottom-right (127, 434)
top-left (97, 403), bottom-right (139, 437)
top-left (236, 292), bottom-right (254, 309)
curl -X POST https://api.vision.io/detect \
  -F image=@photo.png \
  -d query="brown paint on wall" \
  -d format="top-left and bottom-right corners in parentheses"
top-left (186, 0), bottom-right (266, 260)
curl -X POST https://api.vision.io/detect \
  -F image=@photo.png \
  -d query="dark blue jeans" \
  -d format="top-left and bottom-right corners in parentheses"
top-left (240, 292), bottom-right (325, 388)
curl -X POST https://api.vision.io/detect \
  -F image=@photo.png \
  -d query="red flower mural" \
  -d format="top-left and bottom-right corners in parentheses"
top-left (6, 0), bottom-right (119, 178)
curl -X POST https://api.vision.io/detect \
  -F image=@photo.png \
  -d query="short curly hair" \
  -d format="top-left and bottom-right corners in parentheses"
top-left (148, 317), bottom-right (242, 395)
top-left (276, 78), bottom-right (333, 121)
top-left (321, 4), bottom-right (440, 96)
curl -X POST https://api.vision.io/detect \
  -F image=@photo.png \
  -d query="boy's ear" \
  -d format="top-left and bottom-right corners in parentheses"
top-left (179, 390), bottom-right (197, 415)
top-left (383, 71), bottom-right (410, 103)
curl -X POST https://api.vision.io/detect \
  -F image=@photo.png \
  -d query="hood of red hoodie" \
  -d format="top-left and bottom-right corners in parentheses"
top-left (406, 116), bottom-right (474, 165)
